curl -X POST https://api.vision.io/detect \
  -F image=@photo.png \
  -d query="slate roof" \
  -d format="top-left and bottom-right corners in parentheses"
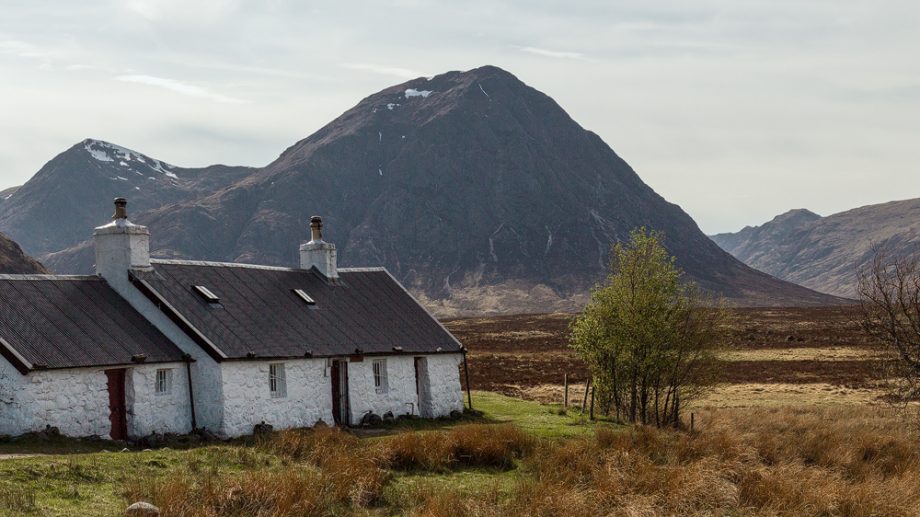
top-left (130, 260), bottom-right (462, 361)
top-left (0, 275), bottom-right (187, 373)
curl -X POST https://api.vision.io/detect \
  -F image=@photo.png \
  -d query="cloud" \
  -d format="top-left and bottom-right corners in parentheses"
top-left (519, 46), bottom-right (586, 60)
top-left (115, 74), bottom-right (245, 104)
top-left (340, 63), bottom-right (427, 79)
top-left (0, 39), bottom-right (54, 59)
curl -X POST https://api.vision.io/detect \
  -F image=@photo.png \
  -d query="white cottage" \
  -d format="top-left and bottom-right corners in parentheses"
top-left (0, 199), bottom-right (466, 439)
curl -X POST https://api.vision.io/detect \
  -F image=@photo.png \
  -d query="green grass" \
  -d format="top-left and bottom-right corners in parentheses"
top-left (0, 392), bottom-right (612, 515)
top-left (469, 391), bottom-right (618, 438)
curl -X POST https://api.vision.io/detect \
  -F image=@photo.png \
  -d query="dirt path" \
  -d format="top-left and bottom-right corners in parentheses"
top-left (0, 453), bottom-right (44, 460)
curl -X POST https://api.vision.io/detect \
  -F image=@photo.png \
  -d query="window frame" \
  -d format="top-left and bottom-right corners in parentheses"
top-left (269, 363), bottom-right (287, 399)
top-left (372, 359), bottom-right (388, 394)
top-left (155, 368), bottom-right (172, 396)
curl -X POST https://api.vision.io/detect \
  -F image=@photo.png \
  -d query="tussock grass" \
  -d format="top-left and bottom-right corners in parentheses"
top-left (8, 393), bottom-right (920, 515)
top-left (383, 424), bottom-right (533, 471)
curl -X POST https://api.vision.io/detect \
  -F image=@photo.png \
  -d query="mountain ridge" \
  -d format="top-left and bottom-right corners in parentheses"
top-left (711, 198), bottom-right (920, 298)
top-left (0, 65), bottom-right (844, 314)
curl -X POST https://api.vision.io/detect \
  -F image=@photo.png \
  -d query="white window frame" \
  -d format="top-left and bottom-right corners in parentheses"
top-left (155, 368), bottom-right (173, 395)
top-left (269, 363), bottom-right (287, 398)
top-left (373, 359), bottom-right (388, 394)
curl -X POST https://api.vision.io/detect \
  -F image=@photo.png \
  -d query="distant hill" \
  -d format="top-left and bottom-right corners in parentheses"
top-left (0, 66), bottom-right (843, 314)
top-left (0, 139), bottom-right (255, 262)
top-left (711, 199), bottom-right (920, 298)
top-left (0, 232), bottom-right (46, 274)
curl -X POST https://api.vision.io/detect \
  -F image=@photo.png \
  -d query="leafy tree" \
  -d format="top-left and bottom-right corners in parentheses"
top-left (570, 228), bottom-right (725, 427)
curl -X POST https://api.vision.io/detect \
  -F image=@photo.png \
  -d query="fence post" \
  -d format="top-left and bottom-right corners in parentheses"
top-left (563, 374), bottom-right (569, 409)
top-left (589, 385), bottom-right (595, 420)
top-left (580, 378), bottom-right (591, 415)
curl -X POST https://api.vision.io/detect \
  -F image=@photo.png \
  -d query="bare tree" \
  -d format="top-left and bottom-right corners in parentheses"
top-left (857, 247), bottom-right (920, 403)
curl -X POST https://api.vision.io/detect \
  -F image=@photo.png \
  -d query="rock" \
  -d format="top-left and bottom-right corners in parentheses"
top-left (361, 412), bottom-right (383, 427)
top-left (125, 501), bottom-right (159, 516)
top-left (253, 421), bottom-right (273, 435)
top-left (449, 410), bottom-right (463, 420)
top-left (193, 428), bottom-right (219, 442)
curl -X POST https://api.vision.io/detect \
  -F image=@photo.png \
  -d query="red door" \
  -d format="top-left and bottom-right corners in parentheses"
top-left (105, 369), bottom-right (128, 441)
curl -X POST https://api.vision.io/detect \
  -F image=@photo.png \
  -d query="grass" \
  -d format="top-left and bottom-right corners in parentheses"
top-left (1, 392), bottom-right (919, 515)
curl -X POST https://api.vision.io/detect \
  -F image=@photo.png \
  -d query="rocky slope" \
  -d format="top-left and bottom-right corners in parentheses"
top-left (0, 139), bottom-right (254, 260)
top-left (711, 199), bottom-right (920, 298)
top-left (2, 66), bottom-right (843, 314)
top-left (0, 232), bottom-right (46, 274)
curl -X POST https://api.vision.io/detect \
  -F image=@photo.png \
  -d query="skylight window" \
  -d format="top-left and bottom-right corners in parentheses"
top-left (193, 285), bottom-right (220, 303)
top-left (293, 289), bottom-right (316, 305)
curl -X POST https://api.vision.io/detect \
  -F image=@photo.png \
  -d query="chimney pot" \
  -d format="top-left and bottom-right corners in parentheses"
top-left (309, 216), bottom-right (323, 242)
top-left (113, 198), bottom-right (128, 220)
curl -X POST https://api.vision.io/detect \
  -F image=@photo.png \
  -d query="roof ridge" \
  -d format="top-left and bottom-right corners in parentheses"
top-left (150, 259), bottom-right (300, 272)
top-left (0, 274), bottom-right (100, 281)
top-left (150, 260), bottom-right (389, 274)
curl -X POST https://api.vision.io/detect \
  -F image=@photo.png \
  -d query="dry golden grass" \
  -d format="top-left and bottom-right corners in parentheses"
top-left (383, 423), bottom-right (534, 472)
top-left (388, 406), bottom-right (920, 517)
top-left (124, 406), bottom-right (920, 516)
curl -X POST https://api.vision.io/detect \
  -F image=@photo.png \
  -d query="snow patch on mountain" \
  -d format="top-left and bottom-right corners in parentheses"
top-left (404, 88), bottom-right (432, 99)
top-left (83, 139), bottom-right (179, 180)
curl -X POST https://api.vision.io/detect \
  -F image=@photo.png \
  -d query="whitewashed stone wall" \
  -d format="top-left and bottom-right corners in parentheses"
top-left (346, 353), bottom-right (463, 423)
top-left (0, 359), bottom-right (111, 437)
top-left (219, 359), bottom-right (332, 437)
top-left (418, 353), bottom-right (464, 417)
top-left (100, 268), bottom-right (226, 433)
top-left (126, 363), bottom-right (192, 437)
top-left (347, 356), bottom-right (419, 423)
top-left (0, 358), bottom-right (191, 438)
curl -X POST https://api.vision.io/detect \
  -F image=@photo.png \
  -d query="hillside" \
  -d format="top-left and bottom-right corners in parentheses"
top-left (0, 232), bottom-right (46, 274)
top-left (711, 198), bottom-right (920, 297)
top-left (1, 66), bottom-right (842, 314)
top-left (0, 140), bottom-right (255, 260)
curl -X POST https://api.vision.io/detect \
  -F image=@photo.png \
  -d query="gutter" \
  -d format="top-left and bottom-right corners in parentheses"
top-left (0, 337), bottom-right (32, 375)
top-left (184, 353), bottom-right (197, 430)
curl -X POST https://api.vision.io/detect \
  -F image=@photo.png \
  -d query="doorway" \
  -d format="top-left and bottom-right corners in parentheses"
top-left (414, 357), bottom-right (431, 417)
top-left (330, 360), bottom-right (350, 426)
top-left (105, 369), bottom-right (128, 441)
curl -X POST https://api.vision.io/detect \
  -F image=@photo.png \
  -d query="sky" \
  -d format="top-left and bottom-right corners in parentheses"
top-left (0, 0), bottom-right (917, 234)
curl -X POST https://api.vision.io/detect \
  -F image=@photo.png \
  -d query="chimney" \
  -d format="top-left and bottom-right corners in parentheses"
top-left (93, 198), bottom-right (151, 286)
top-left (299, 216), bottom-right (338, 279)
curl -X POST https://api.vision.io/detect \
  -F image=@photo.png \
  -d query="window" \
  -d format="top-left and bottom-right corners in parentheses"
top-left (193, 285), bottom-right (220, 303)
top-left (269, 363), bottom-right (287, 398)
top-left (293, 289), bottom-right (316, 305)
top-left (373, 359), bottom-right (388, 394)
top-left (155, 369), bottom-right (172, 395)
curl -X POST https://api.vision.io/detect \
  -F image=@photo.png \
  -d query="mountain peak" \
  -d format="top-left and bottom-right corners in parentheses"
top-left (770, 208), bottom-right (822, 226)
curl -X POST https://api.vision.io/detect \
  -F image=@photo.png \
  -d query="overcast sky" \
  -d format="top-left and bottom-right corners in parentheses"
top-left (1, 0), bottom-right (917, 234)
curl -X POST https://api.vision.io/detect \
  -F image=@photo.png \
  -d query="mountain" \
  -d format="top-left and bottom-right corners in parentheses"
top-left (0, 232), bottom-right (46, 274)
top-left (0, 139), bottom-right (255, 261)
top-left (711, 199), bottom-right (920, 298)
top-left (2, 66), bottom-right (842, 314)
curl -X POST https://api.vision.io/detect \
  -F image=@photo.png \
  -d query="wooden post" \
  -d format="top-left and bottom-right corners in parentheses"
top-left (589, 385), bottom-right (595, 420)
top-left (462, 349), bottom-right (473, 411)
top-left (563, 374), bottom-right (569, 409)
top-left (580, 378), bottom-right (591, 415)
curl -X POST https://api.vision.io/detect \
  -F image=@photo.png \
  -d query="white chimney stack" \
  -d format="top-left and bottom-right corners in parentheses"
top-left (300, 216), bottom-right (338, 279)
top-left (94, 198), bottom-right (151, 286)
